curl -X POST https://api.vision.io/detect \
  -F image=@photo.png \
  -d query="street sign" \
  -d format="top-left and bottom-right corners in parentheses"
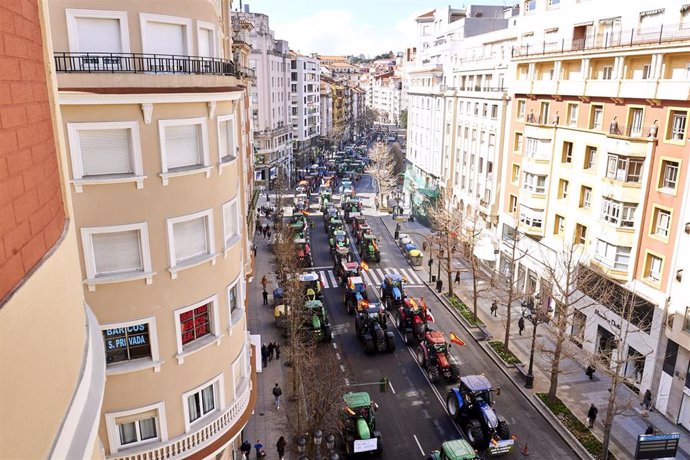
top-left (635, 433), bottom-right (680, 459)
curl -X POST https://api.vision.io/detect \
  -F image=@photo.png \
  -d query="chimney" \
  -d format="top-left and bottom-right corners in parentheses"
top-left (244, 3), bottom-right (250, 13)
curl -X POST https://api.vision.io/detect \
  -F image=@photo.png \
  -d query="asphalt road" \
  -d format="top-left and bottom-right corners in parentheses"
top-left (304, 174), bottom-right (575, 459)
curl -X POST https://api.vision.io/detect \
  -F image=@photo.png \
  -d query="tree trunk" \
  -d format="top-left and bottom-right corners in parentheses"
top-left (601, 373), bottom-right (619, 460)
top-left (446, 234), bottom-right (454, 297)
top-left (471, 257), bottom-right (479, 320)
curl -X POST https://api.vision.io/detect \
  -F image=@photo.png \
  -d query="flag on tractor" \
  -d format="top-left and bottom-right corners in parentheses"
top-left (449, 332), bottom-right (465, 346)
top-left (360, 261), bottom-right (369, 271)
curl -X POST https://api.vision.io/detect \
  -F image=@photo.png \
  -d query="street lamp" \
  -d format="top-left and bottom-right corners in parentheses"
top-left (296, 431), bottom-right (339, 460)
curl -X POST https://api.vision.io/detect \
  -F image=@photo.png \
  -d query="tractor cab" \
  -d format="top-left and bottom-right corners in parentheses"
top-left (351, 215), bottom-right (367, 233)
top-left (459, 375), bottom-right (494, 407)
top-left (329, 230), bottom-right (349, 252)
top-left (323, 206), bottom-right (339, 224)
top-left (336, 261), bottom-right (361, 285)
top-left (304, 299), bottom-right (332, 343)
top-left (293, 193), bottom-right (309, 213)
top-left (381, 273), bottom-right (405, 305)
top-left (334, 245), bottom-right (351, 264)
top-left (299, 272), bottom-right (323, 300)
top-left (294, 237), bottom-right (312, 267)
top-left (344, 276), bottom-right (368, 314)
top-left (429, 439), bottom-right (478, 460)
top-left (425, 330), bottom-right (449, 354)
top-left (359, 233), bottom-right (380, 263)
top-left (356, 224), bottom-right (372, 243)
top-left (327, 218), bottom-right (345, 238)
top-left (343, 392), bottom-right (378, 434)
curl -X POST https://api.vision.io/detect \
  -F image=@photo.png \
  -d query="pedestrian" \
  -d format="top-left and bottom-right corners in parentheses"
top-left (585, 364), bottom-right (596, 380)
top-left (491, 300), bottom-right (498, 317)
top-left (261, 275), bottom-right (268, 290)
top-left (518, 316), bottom-right (525, 335)
top-left (645, 424), bottom-right (654, 435)
top-left (261, 225), bottom-right (266, 239)
top-left (641, 389), bottom-right (653, 410)
top-left (262, 289), bottom-right (268, 306)
top-left (268, 342), bottom-right (275, 361)
top-left (587, 403), bottom-right (598, 429)
top-left (272, 383), bottom-right (282, 409)
top-left (276, 436), bottom-right (287, 460)
top-left (275, 342), bottom-right (281, 359)
top-left (240, 440), bottom-right (251, 459)
top-left (455, 271), bottom-right (461, 285)
top-left (252, 244), bottom-right (257, 258)
top-left (261, 344), bottom-right (268, 368)
top-left (254, 439), bottom-right (266, 458)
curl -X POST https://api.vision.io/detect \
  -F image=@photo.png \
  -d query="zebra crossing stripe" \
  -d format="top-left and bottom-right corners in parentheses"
top-left (367, 269), bottom-right (380, 286)
top-left (374, 268), bottom-right (386, 282)
top-left (312, 268), bottom-right (427, 289)
top-left (319, 271), bottom-right (328, 289)
top-left (327, 270), bottom-right (338, 288)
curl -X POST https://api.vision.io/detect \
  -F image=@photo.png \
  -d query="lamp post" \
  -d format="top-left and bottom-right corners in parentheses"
top-left (296, 431), bottom-right (339, 460)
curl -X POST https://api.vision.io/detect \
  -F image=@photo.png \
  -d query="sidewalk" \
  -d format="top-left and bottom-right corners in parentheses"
top-left (379, 214), bottom-right (690, 460)
top-left (244, 192), bottom-right (293, 459)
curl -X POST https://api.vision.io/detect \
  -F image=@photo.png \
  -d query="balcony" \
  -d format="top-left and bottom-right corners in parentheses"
top-left (556, 79), bottom-right (586, 96)
top-left (584, 79), bottom-right (620, 98)
top-left (605, 136), bottom-right (652, 158)
top-left (656, 79), bottom-right (690, 100)
top-left (55, 52), bottom-right (236, 76)
top-left (512, 79), bottom-right (533, 95)
top-left (618, 79), bottom-right (658, 99)
top-left (532, 79), bottom-right (558, 95)
top-left (110, 379), bottom-right (252, 460)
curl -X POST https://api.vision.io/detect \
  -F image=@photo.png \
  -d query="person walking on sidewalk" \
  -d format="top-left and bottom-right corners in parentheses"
top-left (645, 424), bottom-right (654, 435)
top-left (518, 316), bottom-right (525, 335)
top-left (641, 389), bottom-right (653, 410)
top-left (261, 275), bottom-right (268, 290)
top-left (268, 342), bottom-right (275, 361)
top-left (240, 440), bottom-right (251, 459)
top-left (490, 300), bottom-right (498, 317)
top-left (254, 440), bottom-right (265, 458)
top-left (587, 403), bottom-right (598, 428)
top-left (454, 271), bottom-right (461, 285)
top-left (261, 344), bottom-right (268, 368)
top-left (276, 436), bottom-right (287, 460)
top-left (272, 383), bottom-right (282, 410)
top-left (275, 342), bottom-right (281, 359)
top-left (262, 289), bottom-right (268, 306)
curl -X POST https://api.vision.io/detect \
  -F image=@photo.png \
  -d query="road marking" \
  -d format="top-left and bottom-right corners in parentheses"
top-left (327, 270), bottom-right (337, 287)
top-left (413, 435), bottom-right (424, 456)
top-left (336, 352), bottom-right (341, 360)
top-left (367, 269), bottom-right (380, 285)
top-left (340, 365), bottom-right (346, 373)
top-left (318, 271), bottom-right (329, 288)
top-left (332, 342), bottom-right (338, 349)
top-left (388, 379), bottom-right (396, 394)
top-left (344, 378), bottom-right (350, 386)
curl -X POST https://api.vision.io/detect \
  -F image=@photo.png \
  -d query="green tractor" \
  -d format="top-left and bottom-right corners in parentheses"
top-left (426, 439), bottom-right (478, 460)
top-left (327, 218), bottom-right (345, 238)
top-left (342, 392), bottom-right (382, 457)
top-left (304, 299), bottom-right (333, 343)
top-left (355, 302), bottom-right (395, 354)
top-left (329, 229), bottom-right (350, 255)
top-left (359, 234), bottom-right (381, 263)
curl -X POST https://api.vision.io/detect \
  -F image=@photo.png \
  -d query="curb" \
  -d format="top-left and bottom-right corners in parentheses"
top-left (378, 216), bottom-right (591, 460)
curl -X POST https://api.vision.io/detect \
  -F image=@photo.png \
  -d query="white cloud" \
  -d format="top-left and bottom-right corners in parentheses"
top-left (272, 9), bottom-right (407, 56)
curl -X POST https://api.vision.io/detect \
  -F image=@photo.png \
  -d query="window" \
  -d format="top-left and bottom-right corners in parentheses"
top-left (182, 376), bottom-right (224, 431)
top-left (567, 104), bottom-right (578, 127)
top-left (103, 322), bottom-right (151, 364)
top-left (575, 223), bottom-right (587, 245)
top-left (628, 108), bottom-right (644, 136)
top-left (217, 115), bottom-right (237, 165)
top-left (514, 132), bottom-right (523, 151)
top-left (594, 239), bottom-right (631, 270)
top-left (523, 173), bottom-right (547, 194)
top-left (644, 253), bottom-right (663, 282)
top-left (105, 403), bottom-right (166, 454)
top-left (519, 206), bottom-right (543, 228)
top-left (558, 179), bottom-right (569, 199)
top-left (525, 137), bottom-right (539, 158)
top-left (539, 101), bottom-right (550, 124)
top-left (602, 66), bottom-right (613, 80)
top-left (222, 198), bottom-right (240, 249)
top-left (668, 110), bottom-right (687, 141)
top-left (579, 186), bottom-right (592, 208)
top-left (66, 9), bottom-right (130, 53)
top-left (561, 141), bottom-right (573, 163)
top-left (140, 13), bottom-right (192, 56)
top-left (684, 308), bottom-right (690, 333)
top-left (228, 272), bottom-right (245, 326)
top-left (491, 104), bottom-right (498, 119)
top-left (606, 154), bottom-right (644, 183)
top-left (67, 122), bottom-right (144, 191)
top-left (584, 146), bottom-right (597, 169)
top-left (166, 209), bottom-right (216, 277)
top-left (159, 118), bottom-right (209, 184)
top-left (509, 195), bottom-right (518, 213)
top-left (652, 207), bottom-right (671, 238)
top-left (659, 160), bottom-right (679, 191)
top-left (173, 295), bottom-right (222, 362)
top-left (590, 105), bottom-right (603, 129)
top-left (601, 198), bottom-right (636, 228)
top-left (554, 214), bottom-right (565, 235)
top-left (511, 164), bottom-right (520, 183)
top-left (81, 223), bottom-right (153, 289)
top-left (525, 0), bottom-right (536, 13)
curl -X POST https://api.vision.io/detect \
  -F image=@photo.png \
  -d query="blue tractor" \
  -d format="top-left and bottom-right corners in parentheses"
top-left (445, 375), bottom-right (514, 455)
top-left (380, 273), bottom-right (405, 311)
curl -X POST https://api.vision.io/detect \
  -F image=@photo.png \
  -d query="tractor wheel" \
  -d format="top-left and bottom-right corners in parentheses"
top-left (395, 312), bottom-right (403, 330)
top-left (415, 346), bottom-right (426, 367)
top-left (446, 392), bottom-right (461, 421)
top-left (354, 317), bottom-right (361, 337)
top-left (497, 417), bottom-right (511, 440)
top-left (465, 419), bottom-right (485, 448)
top-left (385, 333), bottom-right (396, 353)
top-left (449, 363), bottom-right (461, 383)
top-left (428, 365), bottom-right (441, 384)
top-left (404, 330), bottom-right (414, 346)
top-left (375, 253), bottom-right (381, 263)
top-left (324, 325), bottom-right (333, 343)
top-left (374, 434), bottom-right (383, 457)
top-left (364, 336), bottom-right (375, 355)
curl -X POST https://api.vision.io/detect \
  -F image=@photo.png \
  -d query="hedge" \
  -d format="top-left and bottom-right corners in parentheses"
top-left (445, 294), bottom-right (484, 327)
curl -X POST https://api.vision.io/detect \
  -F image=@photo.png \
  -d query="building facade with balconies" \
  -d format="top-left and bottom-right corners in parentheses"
top-left (48, 0), bottom-right (256, 458)
top-left (1, 2), bottom-right (105, 458)
top-left (290, 52), bottom-right (321, 173)
top-left (320, 78), bottom-right (334, 137)
top-left (498, 0), bottom-right (690, 396)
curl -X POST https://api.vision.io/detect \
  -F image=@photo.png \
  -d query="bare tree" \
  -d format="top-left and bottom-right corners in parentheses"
top-left (499, 224), bottom-right (529, 353)
top-left (365, 141), bottom-right (396, 210)
top-left (388, 143), bottom-right (406, 176)
top-left (426, 191), bottom-right (464, 298)
top-left (460, 212), bottom-right (495, 321)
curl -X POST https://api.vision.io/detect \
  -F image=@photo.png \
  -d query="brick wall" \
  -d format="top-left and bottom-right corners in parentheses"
top-left (0, 1), bottom-right (66, 302)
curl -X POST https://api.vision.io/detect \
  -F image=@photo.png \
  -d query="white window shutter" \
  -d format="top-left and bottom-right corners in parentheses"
top-left (166, 124), bottom-right (201, 169)
top-left (92, 230), bottom-right (142, 275)
top-left (219, 120), bottom-right (228, 159)
top-left (173, 217), bottom-right (208, 262)
top-left (76, 17), bottom-right (122, 53)
top-left (80, 129), bottom-right (132, 176)
top-left (223, 201), bottom-right (238, 242)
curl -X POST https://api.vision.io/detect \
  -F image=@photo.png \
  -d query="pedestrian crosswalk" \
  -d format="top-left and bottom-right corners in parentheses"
top-left (310, 267), bottom-right (426, 289)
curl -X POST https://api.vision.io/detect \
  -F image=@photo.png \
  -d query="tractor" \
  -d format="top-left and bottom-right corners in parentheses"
top-left (329, 230), bottom-right (350, 255)
top-left (294, 237), bottom-right (312, 268)
top-left (351, 215), bottom-right (367, 233)
top-left (426, 439), bottom-right (478, 460)
top-left (395, 297), bottom-right (433, 345)
top-left (445, 375), bottom-right (514, 455)
top-left (333, 245), bottom-right (352, 265)
top-left (380, 273), bottom-right (405, 311)
top-left (344, 276), bottom-right (368, 315)
top-left (319, 188), bottom-right (332, 211)
top-left (324, 206), bottom-right (339, 225)
top-left (336, 260), bottom-right (362, 286)
top-left (327, 218), bottom-right (345, 239)
top-left (299, 272), bottom-right (323, 300)
top-left (416, 330), bottom-right (461, 384)
top-left (355, 224), bottom-right (373, 244)
top-left (355, 302), bottom-right (395, 354)
top-left (303, 299), bottom-right (333, 344)
top-left (342, 392), bottom-right (382, 457)
top-left (359, 234), bottom-right (381, 263)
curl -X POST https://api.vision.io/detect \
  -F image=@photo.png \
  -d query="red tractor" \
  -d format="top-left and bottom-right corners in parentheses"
top-left (416, 331), bottom-right (461, 384)
top-left (395, 297), bottom-right (433, 345)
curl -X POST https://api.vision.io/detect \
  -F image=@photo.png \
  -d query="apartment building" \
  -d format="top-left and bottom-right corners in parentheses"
top-left (368, 72), bottom-right (403, 125)
top-left (290, 52), bottom-right (321, 172)
top-left (320, 78), bottom-right (334, 137)
top-left (239, 8), bottom-right (293, 189)
top-left (48, 1), bottom-right (256, 458)
top-left (499, 0), bottom-right (690, 395)
top-left (1, 2), bottom-right (104, 458)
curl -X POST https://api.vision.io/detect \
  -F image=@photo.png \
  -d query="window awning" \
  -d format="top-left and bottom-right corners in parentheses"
top-left (640, 8), bottom-right (665, 17)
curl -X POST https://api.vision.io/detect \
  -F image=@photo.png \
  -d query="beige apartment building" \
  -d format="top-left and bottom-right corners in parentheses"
top-left (46, 0), bottom-right (256, 458)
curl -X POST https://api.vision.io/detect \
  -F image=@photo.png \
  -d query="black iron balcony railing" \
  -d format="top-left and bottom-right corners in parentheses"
top-left (512, 22), bottom-right (690, 57)
top-left (54, 52), bottom-right (236, 76)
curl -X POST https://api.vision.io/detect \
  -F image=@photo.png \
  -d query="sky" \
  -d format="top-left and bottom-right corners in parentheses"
top-left (238, 0), bottom-right (510, 57)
